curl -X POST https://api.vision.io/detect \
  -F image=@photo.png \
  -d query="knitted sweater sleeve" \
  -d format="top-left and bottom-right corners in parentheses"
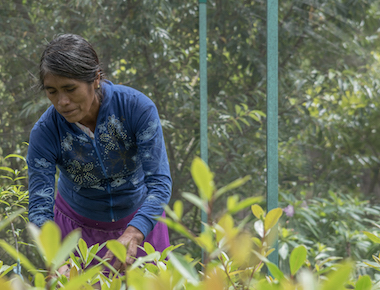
top-left (127, 96), bottom-right (172, 238)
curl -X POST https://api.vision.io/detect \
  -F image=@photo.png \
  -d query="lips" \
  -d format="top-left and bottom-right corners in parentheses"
top-left (60, 109), bottom-right (77, 117)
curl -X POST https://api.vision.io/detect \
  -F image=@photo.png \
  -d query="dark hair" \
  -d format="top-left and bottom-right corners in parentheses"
top-left (39, 34), bottom-right (105, 90)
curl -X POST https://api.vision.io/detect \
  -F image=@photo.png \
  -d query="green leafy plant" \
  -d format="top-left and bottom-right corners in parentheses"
top-left (0, 157), bottom-right (377, 289)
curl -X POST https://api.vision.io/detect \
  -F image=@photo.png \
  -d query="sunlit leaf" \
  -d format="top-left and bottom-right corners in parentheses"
top-left (62, 266), bottom-right (101, 290)
top-left (228, 196), bottom-right (263, 215)
top-left (110, 277), bottom-right (122, 290)
top-left (181, 192), bottom-right (206, 213)
top-left (0, 263), bottom-right (16, 278)
top-left (0, 240), bottom-right (37, 274)
top-left (0, 276), bottom-right (12, 290)
top-left (354, 275), bottom-right (372, 290)
top-left (320, 262), bottom-right (354, 290)
top-left (85, 243), bottom-right (99, 267)
top-left (157, 217), bottom-right (196, 242)
top-left (264, 208), bottom-right (283, 231)
top-left (130, 252), bottom-right (161, 270)
top-left (0, 167), bottom-right (14, 174)
top-left (52, 228), bottom-right (81, 271)
top-left (144, 242), bottom-right (155, 255)
top-left (251, 204), bottom-right (265, 219)
top-left (70, 265), bottom-right (78, 279)
top-left (168, 252), bottom-right (199, 285)
top-left (266, 261), bottom-right (285, 281)
top-left (0, 208), bottom-right (25, 232)
top-left (159, 243), bottom-right (183, 261)
top-left (214, 176), bottom-right (251, 200)
top-left (34, 272), bottom-right (46, 288)
top-left (363, 231), bottom-right (380, 244)
top-left (107, 240), bottom-right (127, 264)
top-left (78, 238), bottom-right (88, 262)
top-left (4, 154), bottom-right (26, 161)
top-left (191, 157), bottom-right (214, 201)
top-left (289, 245), bottom-right (307, 276)
top-left (173, 200), bottom-right (183, 220)
top-left (39, 221), bottom-right (61, 265)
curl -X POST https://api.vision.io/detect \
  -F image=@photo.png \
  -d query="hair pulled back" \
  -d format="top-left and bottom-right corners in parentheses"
top-left (39, 34), bottom-right (105, 89)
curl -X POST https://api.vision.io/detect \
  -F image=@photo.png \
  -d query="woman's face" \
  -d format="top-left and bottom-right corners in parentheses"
top-left (43, 74), bottom-right (100, 125)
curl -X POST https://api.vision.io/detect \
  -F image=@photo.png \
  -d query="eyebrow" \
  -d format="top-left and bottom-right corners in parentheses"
top-left (43, 84), bottom-right (76, 90)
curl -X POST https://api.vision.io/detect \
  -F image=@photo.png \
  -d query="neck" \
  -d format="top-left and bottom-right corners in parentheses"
top-left (79, 95), bottom-right (101, 132)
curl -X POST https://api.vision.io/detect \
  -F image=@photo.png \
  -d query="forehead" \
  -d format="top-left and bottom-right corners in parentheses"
top-left (43, 74), bottom-right (84, 88)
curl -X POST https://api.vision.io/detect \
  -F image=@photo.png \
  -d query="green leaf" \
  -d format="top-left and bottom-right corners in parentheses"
top-left (190, 157), bottom-right (214, 201)
top-left (78, 238), bottom-right (88, 262)
top-left (107, 240), bottom-right (127, 264)
top-left (266, 261), bottom-right (285, 281)
top-left (159, 244), bottom-right (183, 261)
top-left (239, 117), bottom-right (250, 126)
top-left (4, 154), bottom-right (26, 161)
top-left (235, 104), bottom-right (242, 115)
top-left (62, 265), bottom-right (101, 290)
top-left (354, 275), bottom-right (372, 290)
top-left (182, 192), bottom-right (207, 212)
top-left (214, 175), bottom-right (251, 200)
top-left (232, 118), bottom-right (243, 133)
top-left (264, 208), bottom-right (283, 231)
top-left (228, 196), bottom-right (263, 215)
top-left (109, 277), bottom-right (122, 290)
top-left (52, 228), bottom-right (81, 271)
top-left (0, 167), bottom-right (14, 174)
top-left (227, 196), bottom-right (238, 212)
top-left (34, 272), bottom-right (46, 288)
top-left (0, 276), bottom-right (13, 290)
top-left (0, 208), bottom-right (25, 232)
top-left (251, 204), bottom-right (265, 219)
top-left (162, 204), bottom-right (179, 221)
top-left (39, 221), bottom-right (61, 265)
top-left (168, 252), bottom-right (199, 285)
top-left (0, 263), bottom-right (16, 278)
top-left (289, 245), bottom-right (307, 276)
top-left (130, 252), bottom-right (161, 270)
top-left (173, 200), bottom-right (183, 220)
top-left (157, 217), bottom-right (196, 243)
top-left (144, 242), bottom-right (155, 255)
top-left (363, 231), bottom-right (380, 244)
top-left (0, 240), bottom-right (37, 274)
top-left (85, 243), bottom-right (99, 268)
top-left (321, 262), bottom-right (354, 290)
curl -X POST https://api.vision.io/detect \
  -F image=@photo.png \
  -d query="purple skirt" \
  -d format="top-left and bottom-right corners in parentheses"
top-left (54, 192), bottom-right (170, 263)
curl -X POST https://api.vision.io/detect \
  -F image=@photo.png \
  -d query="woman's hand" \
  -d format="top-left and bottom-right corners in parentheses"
top-left (102, 225), bottom-right (144, 271)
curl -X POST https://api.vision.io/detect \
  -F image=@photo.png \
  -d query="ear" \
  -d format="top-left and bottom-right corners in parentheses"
top-left (93, 71), bottom-right (101, 89)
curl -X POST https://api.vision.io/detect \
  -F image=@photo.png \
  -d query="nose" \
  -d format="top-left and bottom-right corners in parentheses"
top-left (57, 92), bottom-right (70, 107)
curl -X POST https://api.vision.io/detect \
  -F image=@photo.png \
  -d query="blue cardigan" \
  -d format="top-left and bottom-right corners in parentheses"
top-left (27, 80), bottom-right (172, 238)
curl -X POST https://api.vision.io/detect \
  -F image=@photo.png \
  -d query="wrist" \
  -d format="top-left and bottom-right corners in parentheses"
top-left (124, 225), bottom-right (144, 243)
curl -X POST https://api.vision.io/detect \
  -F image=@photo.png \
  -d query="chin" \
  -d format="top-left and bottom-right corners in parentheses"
top-left (62, 115), bottom-right (81, 124)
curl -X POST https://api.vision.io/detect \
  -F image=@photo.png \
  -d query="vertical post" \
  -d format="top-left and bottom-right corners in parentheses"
top-left (199, 0), bottom-right (208, 262)
top-left (266, 0), bottom-right (279, 266)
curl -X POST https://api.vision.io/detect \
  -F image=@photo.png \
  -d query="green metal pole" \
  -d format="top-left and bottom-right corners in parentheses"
top-left (266, 0), bottom-right (279, 266)
top-left (199, 0), bottom-right (208, 263)
top-left (199, 0), bottom-right (208, 217)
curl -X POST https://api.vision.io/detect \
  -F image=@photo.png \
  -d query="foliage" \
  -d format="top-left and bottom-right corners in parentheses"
top-left (279, 190), bottom-right (380, 277)
top-left (2, 0), bottom-right (380, 212)
top-left (0, 158), bottom-right (379, 289)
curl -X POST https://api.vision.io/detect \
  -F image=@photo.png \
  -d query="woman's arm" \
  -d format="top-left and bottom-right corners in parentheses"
top-left (27, 121), bottom-right (58, 227)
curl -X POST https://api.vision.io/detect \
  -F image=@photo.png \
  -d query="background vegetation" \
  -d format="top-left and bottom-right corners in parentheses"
top-left (2, 0), bottom-right (380, 283)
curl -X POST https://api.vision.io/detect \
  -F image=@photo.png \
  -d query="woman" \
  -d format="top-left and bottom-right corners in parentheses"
top-left (27, 34), bottom-right (172, 270)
